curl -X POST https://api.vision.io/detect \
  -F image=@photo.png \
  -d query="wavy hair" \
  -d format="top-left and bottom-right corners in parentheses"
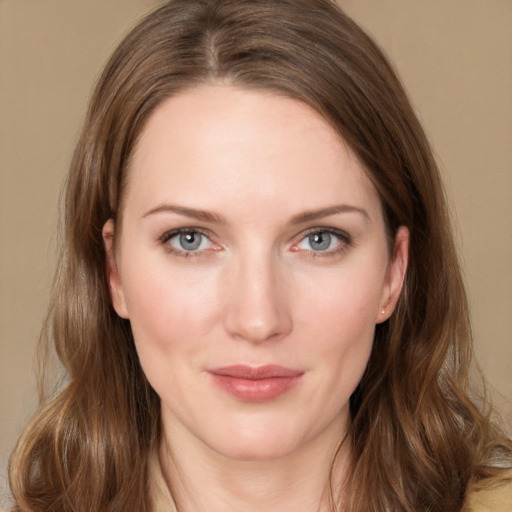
top-left (9, 0), bottom-right (511, 510)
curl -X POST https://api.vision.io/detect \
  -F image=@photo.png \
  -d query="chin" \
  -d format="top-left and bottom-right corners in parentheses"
top-left (212, 435), bottom-right (300, 462)
top-left (202, 414), bottom-right (313, 462)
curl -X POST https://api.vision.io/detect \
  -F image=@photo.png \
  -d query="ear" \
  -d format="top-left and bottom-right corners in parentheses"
top-left (377, 226), bottom-right (409, 323)
top-left (102, 219), bottom-right (129, 319)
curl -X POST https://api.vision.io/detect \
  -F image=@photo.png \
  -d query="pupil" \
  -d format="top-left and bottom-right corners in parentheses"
top-left (310, 232), bottom-right (331, 251)
top-left (180, 232), bottom-right (201, 250)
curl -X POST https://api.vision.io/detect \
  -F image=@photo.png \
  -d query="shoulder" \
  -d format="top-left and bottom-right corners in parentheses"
top-left (466, 474), bottom-right (512, 512)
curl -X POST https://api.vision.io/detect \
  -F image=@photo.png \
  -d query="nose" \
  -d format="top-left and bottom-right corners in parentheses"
top-left (223, 250), bottom-right (293, 344)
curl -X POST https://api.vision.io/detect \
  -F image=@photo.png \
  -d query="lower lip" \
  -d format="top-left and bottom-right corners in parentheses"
top-left (209, 374), bottom-right (303, 402)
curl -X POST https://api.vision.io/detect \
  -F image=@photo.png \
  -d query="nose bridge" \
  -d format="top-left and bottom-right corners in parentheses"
top-left (223, 244), bottom-right (292, 343)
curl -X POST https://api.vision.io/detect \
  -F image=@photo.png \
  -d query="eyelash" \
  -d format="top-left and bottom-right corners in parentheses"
top-left (294, 228), bottom-right (352, 259)
top-left (158, 227), bottom-right (352, 259)
top-left (159, 228), bottom-right (217, 258)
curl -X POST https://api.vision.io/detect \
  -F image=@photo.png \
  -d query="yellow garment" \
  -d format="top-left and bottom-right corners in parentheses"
top-left (149, 452), bottom-right (512, 511)
top-left (466, 478), bottom-right (512, 512)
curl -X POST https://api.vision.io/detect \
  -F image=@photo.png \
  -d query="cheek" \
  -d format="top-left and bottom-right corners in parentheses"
top-left (119, 254), bottom-right (221, 360)
top-left (293, 262), bottom-right (385, 387)
top-left (119, 262), bottom-right (226, 407)
top-left (295, 259), bottom-right (385, 337)
top-left (304, 289), bottom-right (376, 376)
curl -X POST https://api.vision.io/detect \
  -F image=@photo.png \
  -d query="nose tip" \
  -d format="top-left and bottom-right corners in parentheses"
top-left (230, 314), bottom-right (287, 344)
top-left (223, 259), bottom-right (292, 344)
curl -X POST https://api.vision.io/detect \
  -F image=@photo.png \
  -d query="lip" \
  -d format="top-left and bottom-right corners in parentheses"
top-left (208, 365), bottom-right (304, 402)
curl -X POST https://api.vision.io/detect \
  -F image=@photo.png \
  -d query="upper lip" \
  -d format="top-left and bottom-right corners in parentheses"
top-left (208, 365), bottom-right (304, 380)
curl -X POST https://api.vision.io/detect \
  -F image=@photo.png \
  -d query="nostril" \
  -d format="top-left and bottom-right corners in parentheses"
top-left (223, 291), bottom-right (292, 344)
top-left (227, 310), bottom-right (291, 344)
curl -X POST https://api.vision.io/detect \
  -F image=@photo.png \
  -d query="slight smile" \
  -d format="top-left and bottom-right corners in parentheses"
top-left (208, 365), bottom-right (305, 402)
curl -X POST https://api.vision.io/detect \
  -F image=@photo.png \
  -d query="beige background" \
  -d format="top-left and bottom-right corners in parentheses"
top-left (1, 0), bottom-right (511, 505)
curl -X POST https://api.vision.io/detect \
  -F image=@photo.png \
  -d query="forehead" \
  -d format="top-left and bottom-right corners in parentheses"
top-left (125, 84), bottom-right (381, 221)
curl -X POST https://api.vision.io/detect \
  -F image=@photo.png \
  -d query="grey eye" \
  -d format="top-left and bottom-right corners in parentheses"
top-left (308, 232), bottom-right (332, 251)
top-left (163, 229), bottom-right (215, 254)
top-left (179, 231), bottom-right (203, 251)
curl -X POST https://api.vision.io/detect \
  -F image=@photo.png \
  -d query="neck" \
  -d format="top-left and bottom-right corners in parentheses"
top-left (159, 415), bottom-right (349, 512)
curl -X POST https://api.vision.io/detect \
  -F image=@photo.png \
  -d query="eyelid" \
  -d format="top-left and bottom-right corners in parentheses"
top-left (158, 226), bottom-right (352, 259)
top-left (301, 226), bottom-right (351, 239)
top-left (159, 227), bottom-right (220, 256)
top-left (291, 227), bottom-right (352, 256)
top-left (160, 226), bottom-right (210, 242)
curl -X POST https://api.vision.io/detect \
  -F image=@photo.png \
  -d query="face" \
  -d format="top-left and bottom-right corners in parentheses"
top-left (104, 85), bottom-right (408, 462)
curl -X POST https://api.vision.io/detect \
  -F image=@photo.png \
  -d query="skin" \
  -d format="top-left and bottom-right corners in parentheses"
top-left (103, 85), bottom-right (408, 511)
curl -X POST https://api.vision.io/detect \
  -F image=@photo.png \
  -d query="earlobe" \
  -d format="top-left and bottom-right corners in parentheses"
top-left (378, 226), bottom-right (409, 323)
top-left (102, 219), bottom-right (129, 319)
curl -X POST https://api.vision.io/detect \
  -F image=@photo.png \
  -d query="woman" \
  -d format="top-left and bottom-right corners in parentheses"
top-left (8, 0), bottom-right (512, 510)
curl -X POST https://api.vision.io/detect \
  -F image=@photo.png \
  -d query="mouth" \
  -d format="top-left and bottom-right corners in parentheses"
top-left (208, 365), bottom-right (304, 402)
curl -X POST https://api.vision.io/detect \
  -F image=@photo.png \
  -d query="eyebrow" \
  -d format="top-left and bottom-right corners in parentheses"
top-left (290, 205), bottom-right (370, 225)
top-left (143, 204), bottom-right (226, 224)
top-left (143, 203), bottom-right (369, 225)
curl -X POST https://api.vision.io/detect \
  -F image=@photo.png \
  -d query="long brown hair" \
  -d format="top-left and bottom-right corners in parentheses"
top-left (9, 1), bottom-right (511, 510)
